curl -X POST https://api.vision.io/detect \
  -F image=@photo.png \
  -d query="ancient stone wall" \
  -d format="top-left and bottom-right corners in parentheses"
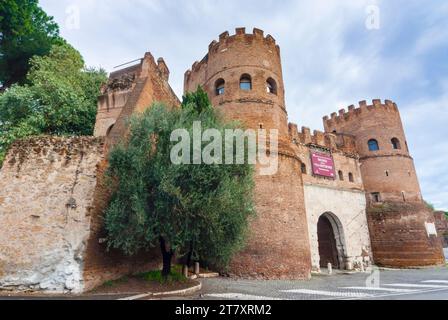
top-left (434, 211), bottom-right (448, 248)
top-left (286, 126), bottom-right (370, 271)
top-left (228, 155), bottom-right (311, 279)
top-left (94, 64), bottom-right (140, 137)
top-left (0, 137), bottom-right (162, 293)
top-left (0, 137), bottom-right (104, 293)
top-left (95, 53), bottom-right (180, 146)
top-left (303, 185), bottom-right (371, 271)
top-left (289, 136), bottom-right (362, 192)
top-left (367, 202), bottom-right (445, 267)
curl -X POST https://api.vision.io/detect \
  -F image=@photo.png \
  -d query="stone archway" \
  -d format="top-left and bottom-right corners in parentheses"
top-left (317, 212), bottom-right (347, 269)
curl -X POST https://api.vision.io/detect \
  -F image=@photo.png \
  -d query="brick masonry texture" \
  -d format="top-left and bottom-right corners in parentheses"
top-left (0, 137), bottom-right (161, 293)
top-left (323, 99), bottom-right (444, 266)
top-left (0, 137), bottom-right (104, 293)
top-left (434, 211), bottom-right (448, 248)
top-left (367, 202), bottom-right (445, 267)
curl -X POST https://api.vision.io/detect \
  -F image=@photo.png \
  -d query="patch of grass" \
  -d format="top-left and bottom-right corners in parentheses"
top-left (138, 265), bottom-right (187, 284)
top-left (103, 280), bottom-right (115, 287)
top-left (101, 276), bottom-right (129, 288)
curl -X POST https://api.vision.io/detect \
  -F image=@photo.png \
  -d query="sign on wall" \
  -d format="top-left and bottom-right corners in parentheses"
top-left (311, 151), bottom-right (336, 179)
top-left (425, 222), bottom-right (438, 237)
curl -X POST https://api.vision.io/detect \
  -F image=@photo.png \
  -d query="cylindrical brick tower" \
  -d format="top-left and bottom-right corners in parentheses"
top-left (184, 27), bottom-right (289, 137)
top-left (324, 100), bottom-right (444, 267)
top-left (184, 28), bottom-right (312, 279)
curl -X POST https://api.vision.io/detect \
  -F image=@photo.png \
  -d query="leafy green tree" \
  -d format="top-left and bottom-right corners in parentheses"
top-left (105, 88), bottom-right (255, 277)
top-left (0, 0), bottom-right (64, 88)
top-left (0, 43), bottom-right (107, 165)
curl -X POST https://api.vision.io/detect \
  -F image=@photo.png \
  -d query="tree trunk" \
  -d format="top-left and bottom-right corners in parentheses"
top-left (186, 241), bottom-right (194, 268)
top-left (160, 236), bottom-right (173, 278)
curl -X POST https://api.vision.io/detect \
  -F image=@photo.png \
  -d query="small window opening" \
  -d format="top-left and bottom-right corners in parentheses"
top-left (301, 163), bottom-right (307, 175)
top-left (240, 74), bottom-right (252, 91)
top-left (215, 78), bottom-right (225, 96)
top-left (371, 192), bottom-right (381, 203)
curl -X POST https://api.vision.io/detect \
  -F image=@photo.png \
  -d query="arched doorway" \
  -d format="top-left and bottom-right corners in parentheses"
top-left (317, 212), bottom-right (346, 269)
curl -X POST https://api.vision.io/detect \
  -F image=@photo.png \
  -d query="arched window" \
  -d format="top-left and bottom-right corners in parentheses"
top-left (368, 139), bottom-right (379, 151)
top-left (348, 173), bottom-right (354, 182)
top-left (391, 138), bottom-right (401, 150)
top-left (301, 163), bottom-right (307, 174)
top-left (215, 78), bottom-right (225, 96)
top-left (266, 77), bottom-right (277, 94)
top-left (338, 170), bottom-right (344, 181)
top-left (240, 74), bottom-right (252, 91)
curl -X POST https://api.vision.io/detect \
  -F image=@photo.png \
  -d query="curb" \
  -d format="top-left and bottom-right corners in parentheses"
top-left (198, 273), bottom-right (220, 279)
top-left (118, 281), bottom-right (202, 300)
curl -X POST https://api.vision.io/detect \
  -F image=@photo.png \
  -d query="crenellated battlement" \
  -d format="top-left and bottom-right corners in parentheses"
top-left (323, 99), bottom-right (399, 128)
top-left (288, 123), bottom-right (357, 154)
top-left (185, 27), bottom-right (280, 77)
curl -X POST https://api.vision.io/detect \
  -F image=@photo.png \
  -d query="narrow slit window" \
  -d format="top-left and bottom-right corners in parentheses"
top-left (391, 138), bottom-right (401, 150)
top-left (301, 163), bottom-right (307, 175)
top-left (266, 77), bottom-right (277, 94)
top-left (215, 78), bottom-right (225, 96)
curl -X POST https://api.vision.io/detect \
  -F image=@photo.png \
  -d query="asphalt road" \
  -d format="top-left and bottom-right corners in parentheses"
top-left (1, 250), bottom-right (447, 301)
top-left (185, 266), bottom-right (448, 300)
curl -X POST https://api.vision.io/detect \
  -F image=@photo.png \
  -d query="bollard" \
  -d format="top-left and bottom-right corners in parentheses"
top-left (327, 263), bottom-right (333, 275)
top-left (182, 265), bottom-right (189, 278)
top-left (345, 261), bottom-right (353, 271)
top-left (195, 262), bottom-right (200, 275)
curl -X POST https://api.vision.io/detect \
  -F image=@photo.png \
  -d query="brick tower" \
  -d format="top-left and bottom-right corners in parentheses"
top-left (324, 100), bottom-right (445, 267)
top-left (184, 27), bottom-right (288, 137)
top-left (184, 28), bottom-right (312, 279)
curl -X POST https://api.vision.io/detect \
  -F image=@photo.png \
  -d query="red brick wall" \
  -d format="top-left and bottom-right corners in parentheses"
top-left (185, 29), bottom-right (312, 279)
top-left (367, 202), bottom-right (445, 267)
top-left (434, 211), bottom-right (448, 247)
top-left (228, 155), bottom-right (311, 279)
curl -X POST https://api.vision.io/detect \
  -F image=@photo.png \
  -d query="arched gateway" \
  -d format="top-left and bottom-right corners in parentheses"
top-left (317, 212), bottom-right (346, 269)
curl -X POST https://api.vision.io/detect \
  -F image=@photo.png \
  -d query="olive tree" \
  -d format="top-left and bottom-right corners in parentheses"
top-left (104, 88), bottom-right (255, 277)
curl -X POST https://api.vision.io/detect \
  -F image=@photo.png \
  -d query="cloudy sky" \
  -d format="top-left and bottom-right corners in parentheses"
top-left (40, 0), bottom-right (448, 210)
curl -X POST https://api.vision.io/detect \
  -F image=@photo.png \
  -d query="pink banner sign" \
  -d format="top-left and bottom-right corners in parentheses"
top-left (311, 151), bottom-right (335, 178)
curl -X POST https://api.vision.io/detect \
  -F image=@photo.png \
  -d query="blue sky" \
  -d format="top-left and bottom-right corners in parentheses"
top-left (40, 0), bottom-right (448, 210)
